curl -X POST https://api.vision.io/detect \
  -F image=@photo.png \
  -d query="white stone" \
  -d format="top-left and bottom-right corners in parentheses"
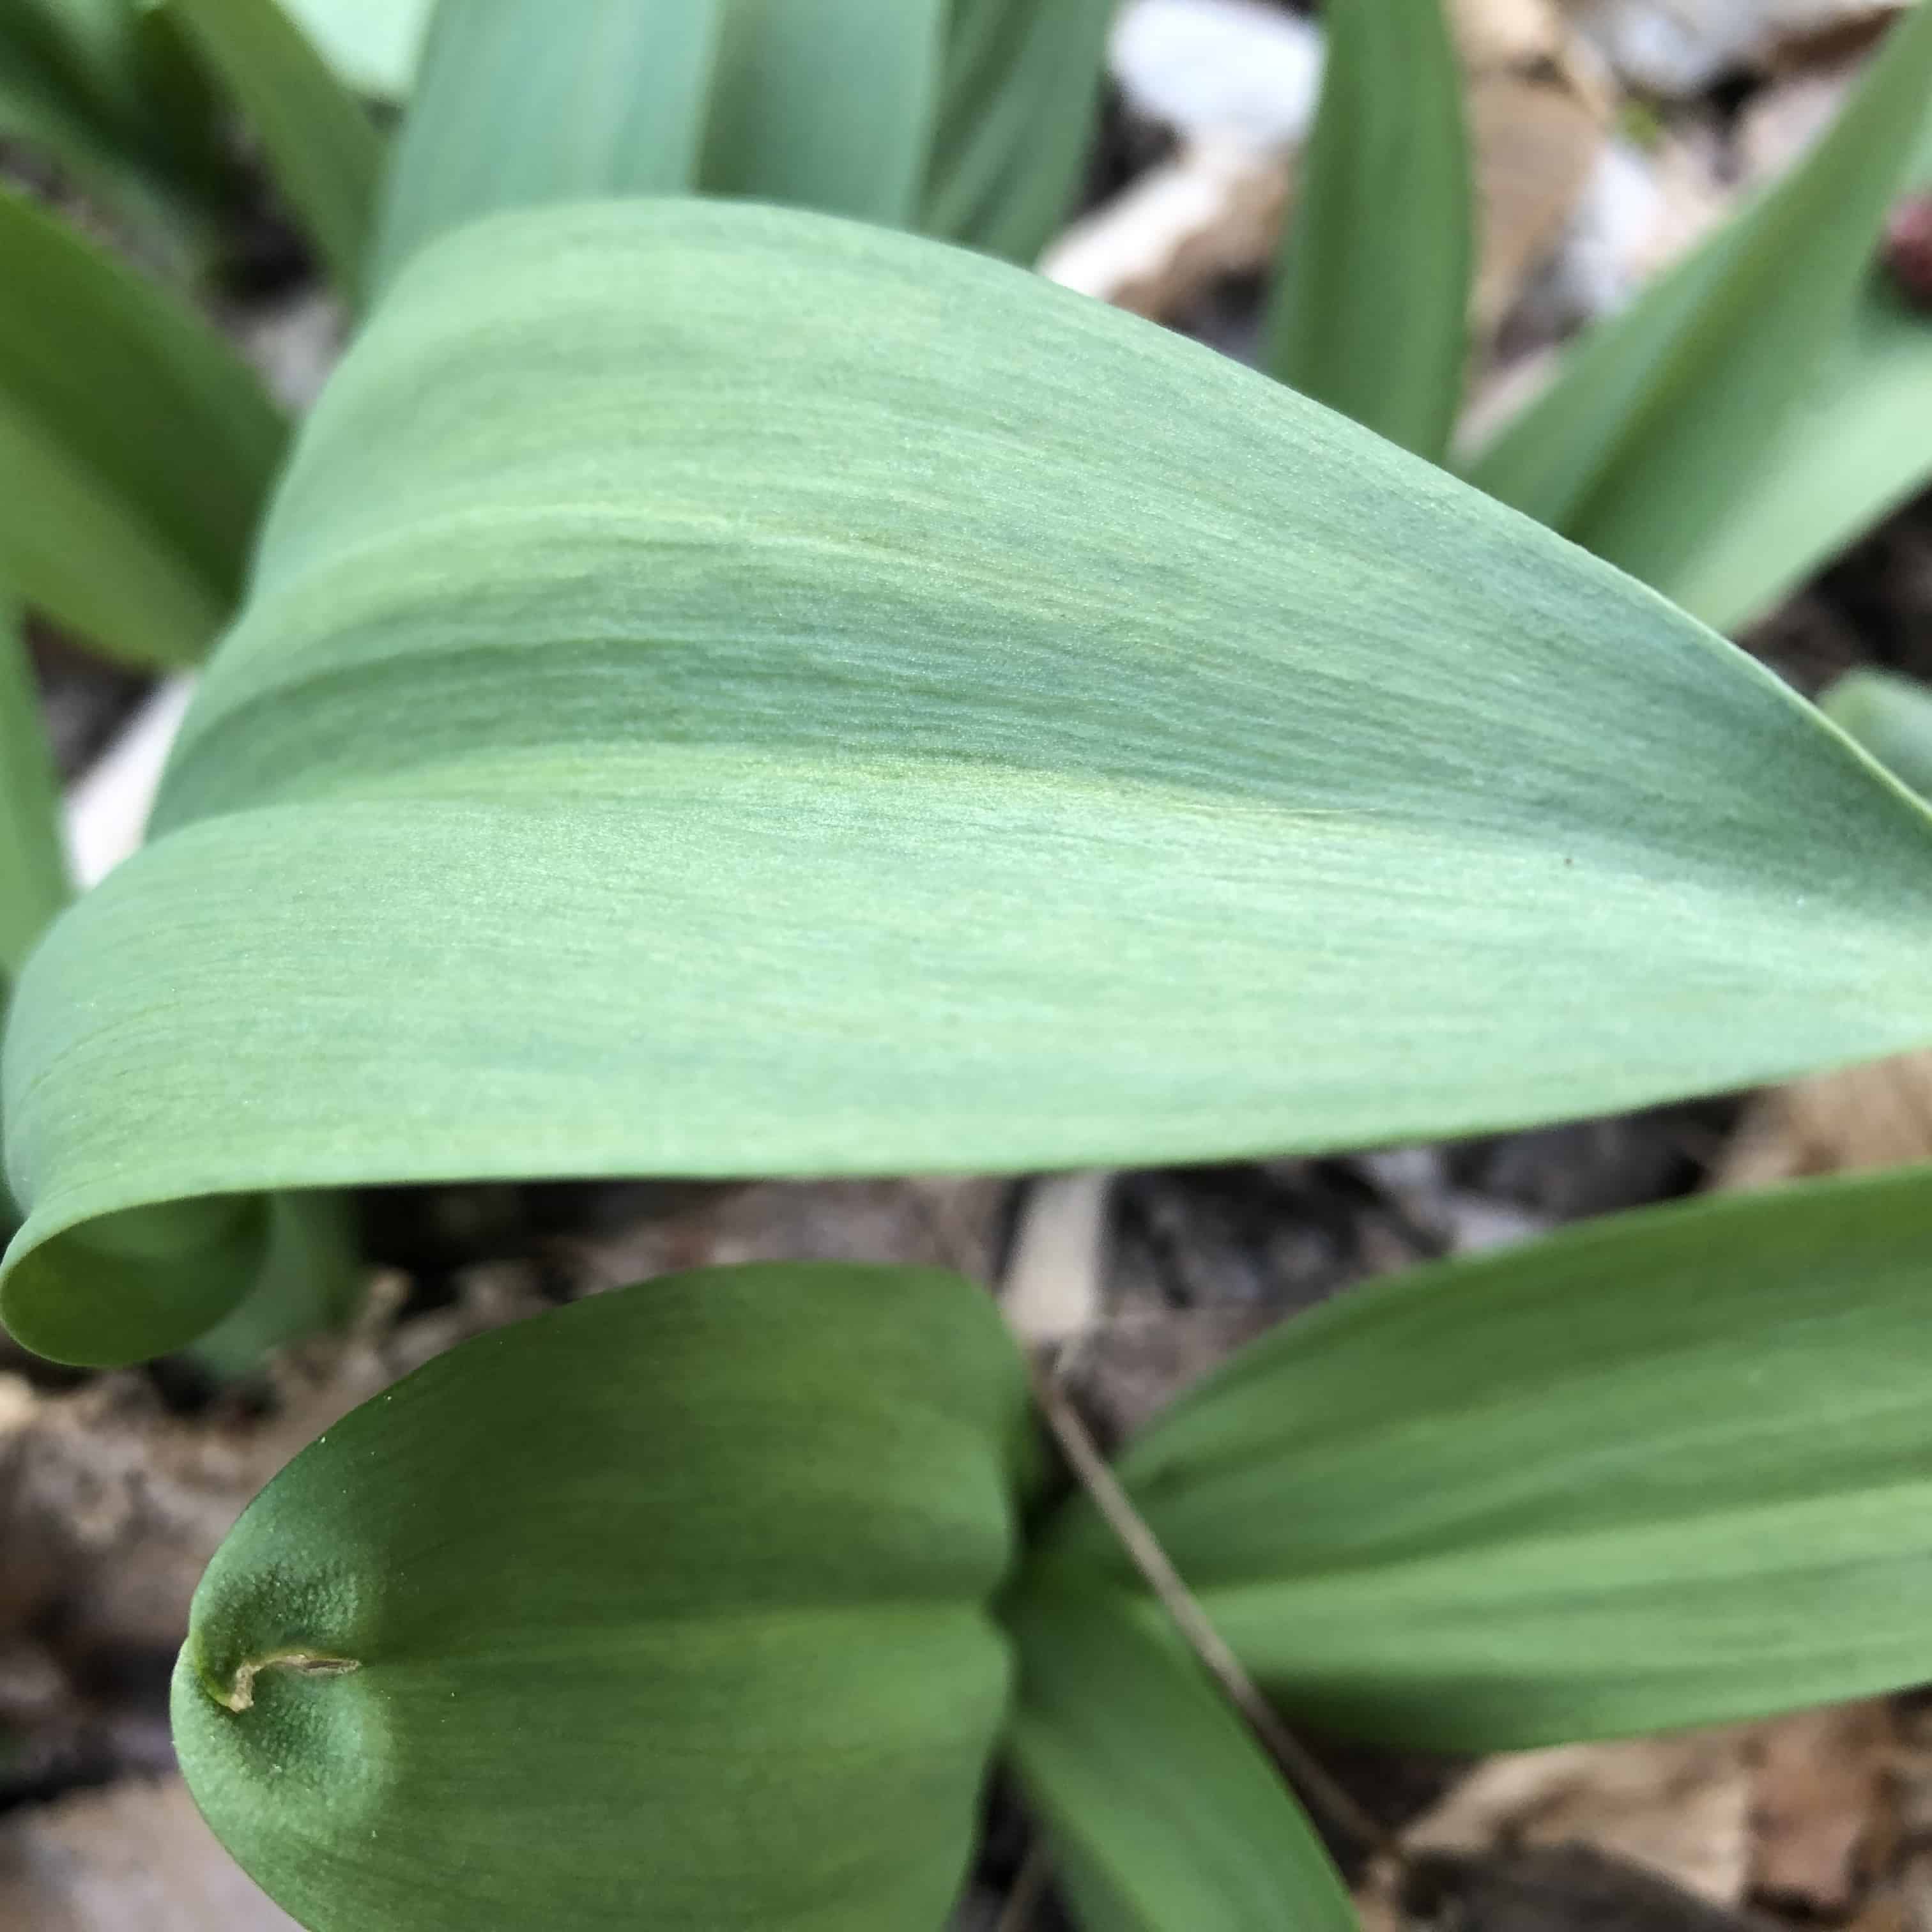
top-left (1110, 0), bottom-right (1325, 151)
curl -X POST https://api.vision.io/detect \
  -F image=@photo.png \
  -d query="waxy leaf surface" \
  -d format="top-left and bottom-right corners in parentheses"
top-left (8, 199), bottom-right (1932, 1364)
top-left (176, 1262), bottom-right (1030, 1931)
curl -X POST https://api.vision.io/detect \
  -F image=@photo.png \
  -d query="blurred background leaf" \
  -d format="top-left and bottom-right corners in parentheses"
top-left (922, 0), bottom-right (1115, 264)
top-left (0, 0), bottom-right (231, 264)
top-left (0, 601), bottom-right (68, 983)
top-left (1821, 666), bottom-right (1932, 800)
top-left (372, 0), bottom-right (722, 292)
top-left (164, 0), bottom-right (384, 303)
top-left (1653, 112), bottom-right (1932, 632)
top-left (1466, 0), bottom-right (1932, 625)
top-left (697, 0), bottom-right (946, 227)
top-left (0, 187), bottom-right (286, 668)
top-left (1266, 0), bottom-right (1471, 461)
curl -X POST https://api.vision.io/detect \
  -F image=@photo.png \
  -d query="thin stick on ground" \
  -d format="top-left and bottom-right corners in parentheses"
top-left (1025, 1348), bottom-right (1397, 1860)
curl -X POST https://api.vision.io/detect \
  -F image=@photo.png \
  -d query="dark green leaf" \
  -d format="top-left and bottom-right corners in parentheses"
top-left (922, 0), bottom-right (1114, 263)
top-left (1466, 0), bottom-right (1932, 618)
top-left (0, 185), bottom-right (286, 667)
top-left (1265, 0), bottom-right (1471, 460)
top-left (372, 0), bottom-right (720, 292)
top-left (10, 201), bottom-right (1932, 1365)
top-left (1031, 1166), bottom-right (1932, 1750)
top-left (0, 0), bottom-right (218, 261)
top-left (165, 0), bottom-right (384, 302)
top-left (0, 601), bottom-right (68, 981)
top-left (1006, 1573), bottom-right (1356, 1932)
top-left (176, 1262), bottom-right (1030, 1931)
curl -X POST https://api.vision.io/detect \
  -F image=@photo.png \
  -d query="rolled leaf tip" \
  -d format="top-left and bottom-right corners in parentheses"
top-left (205, 1650), bottom-right (360, 1713)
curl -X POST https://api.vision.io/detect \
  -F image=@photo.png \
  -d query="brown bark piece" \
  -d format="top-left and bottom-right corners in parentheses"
top-left (1400, 1731), bottom-right (1758, 1905)
top-left (1718, 1054), bottom-right (1932, 1189)
top-left (1455, 0), bottom-right (1618, 335)
top-left (1747, 1702), bottom-right (1896, 1916)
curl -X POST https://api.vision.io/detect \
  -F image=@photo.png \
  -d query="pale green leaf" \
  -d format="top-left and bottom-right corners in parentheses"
top-left (278, 0), bottom-right (431, 96)
top-left (0, 186), bottom-right (287, 667)
top-left (0, 602), bottom-right (68, 982)
top-left (1821, 668), bottom-right (1932, 800)
top-left (1467, 0), bottom-right (1932, 611)
top-left (1006, 1574), bottom-right (1356, 1932)
top-left (10, 201), bottom-right (1932, 1365)
top-left (922, 0), bottom-right (1114, 264)
top-left (372, 0), bottom-right (721, 293)
top-left (164, 0), bottom-right (384, 301)
top-left (1265, 0), bottom-right (1471, 460)
top-left (699, 0), bottom-right (946, 228)
top-left (175, 1262), bottom-right (1029, 1931)
top-left (1031, 1165), bottom-right (1932, 1751)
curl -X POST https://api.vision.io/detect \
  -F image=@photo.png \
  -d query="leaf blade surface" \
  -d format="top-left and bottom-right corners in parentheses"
top-left (1265, 0), bottom-right (1472, 459)
top-left (9, 200), bottom-right (1932, 1361)
top-left (176, 1261), bottom-right (1029, 1931)
top-left (1032, 1166), bottom-right (1932, 1749)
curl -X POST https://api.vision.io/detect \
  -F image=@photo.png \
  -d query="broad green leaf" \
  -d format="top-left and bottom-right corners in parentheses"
top-left (1821, 668), bottom-right (1932, 800)
top-left (922, 0), bottom-right (1114, 264)
top-left (0, 186), bottom-right (286, 668)
top-left (279, 0), bottom-right (431, 97)
top-left (1030, 1165), bottom-right (1932, 1751)
top-left (0, 603), bottom-right (68, 982)
top-left (1265, 0), bottom-right (1471, 461)
top-left (12, 201), bottom-right (1932, 1365)
top-left (1467, 0), bottom-right (1932, 613)
top-left (699, 0), bottom-right (946, 227)
top-left (372, 0), bottom-right (721, 293)
top-left (175, 1262), bottom-right (1030, 1932)
top-left (1006, 1573), bottom-right (1355, 1932)
top-left (165, 0), bottom-right (384, 302)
